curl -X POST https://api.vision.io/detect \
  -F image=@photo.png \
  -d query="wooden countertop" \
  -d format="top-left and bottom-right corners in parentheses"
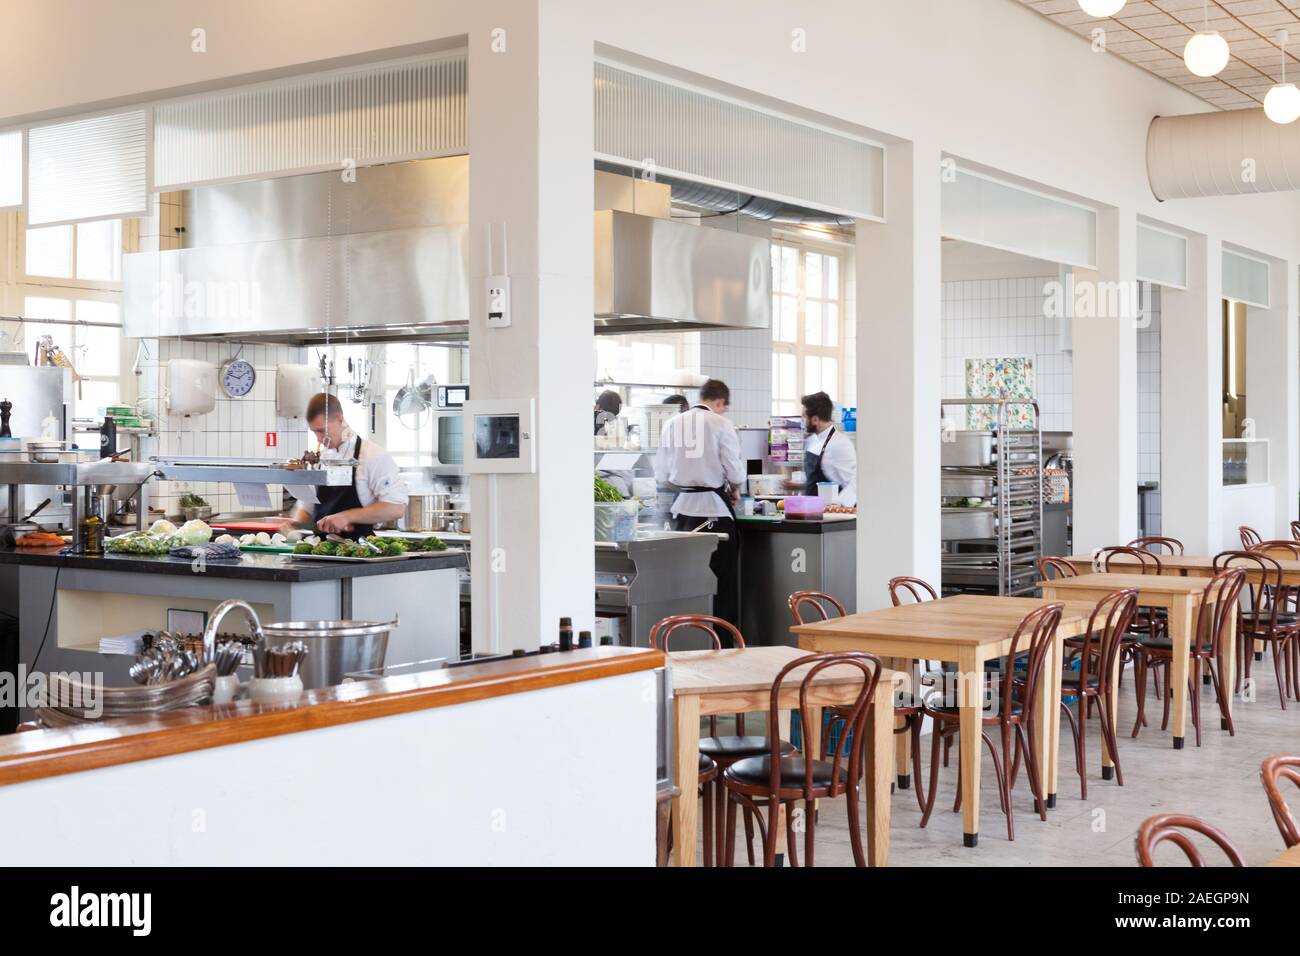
top-left (0, 646), bottom-right (662, 787)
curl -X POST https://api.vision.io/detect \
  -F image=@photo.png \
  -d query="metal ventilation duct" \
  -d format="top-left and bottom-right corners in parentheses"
top-left (1147, 108), bottom-right (1300, 200)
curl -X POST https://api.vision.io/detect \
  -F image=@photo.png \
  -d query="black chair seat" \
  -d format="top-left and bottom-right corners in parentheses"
top-left (700, 735), bottom-right (795, 760)
top-left (1135, 636), bottom-right (1212, 654)
top-left (924, 697), bottom-right (1024, 718)
top-left (725, 754), bottom-right (849, 789)
top-left (700, 753), bottom-right (718, 773)
top-left (1241, 610), bottom-right (1300, 628)
top-left (1060, 670), bottom-right (1100, 689)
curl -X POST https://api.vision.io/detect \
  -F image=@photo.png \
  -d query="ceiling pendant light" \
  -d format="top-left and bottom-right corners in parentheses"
top-left (1184, 0), bottom-right (1229, 77)
top-left (1265, 30), bottom-right (1300, 124)
top-left (1078, 0), bottom-right (1126, 16)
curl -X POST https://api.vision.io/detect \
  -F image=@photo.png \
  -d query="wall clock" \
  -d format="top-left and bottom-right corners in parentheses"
top-left (221, 359), bottom-right (256, 398)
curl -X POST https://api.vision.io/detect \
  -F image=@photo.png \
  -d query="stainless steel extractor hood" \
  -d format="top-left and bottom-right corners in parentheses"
top-left (594, 210), bottom-right (771, 333)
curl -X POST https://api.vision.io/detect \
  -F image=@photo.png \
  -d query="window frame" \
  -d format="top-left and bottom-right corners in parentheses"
top-left (771, 236), bottom-right (846, 416)
top-left (19, 211), bottom-right (126, 290)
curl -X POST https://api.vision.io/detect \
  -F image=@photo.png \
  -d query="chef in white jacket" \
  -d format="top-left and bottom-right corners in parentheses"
top-left (795, 390), bottom-right (856, 506)
top-left (654, 379), bottom-right (745, 627)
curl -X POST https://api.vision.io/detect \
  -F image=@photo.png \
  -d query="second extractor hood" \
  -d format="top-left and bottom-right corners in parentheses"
top-left (594, 210), bottom-right (771, 333)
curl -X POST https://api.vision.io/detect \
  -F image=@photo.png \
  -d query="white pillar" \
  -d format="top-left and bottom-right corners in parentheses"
top-left (1070, 207), bottom-right (1139, 553)
top-left (855, 141), bottom-right (942, 607)
top-left (467, 3), bottom-right (594, 652)
top-left (1246, 257), bottom-right (1299, 537)
top-left (1159, 234), bottom-right (1223, 553)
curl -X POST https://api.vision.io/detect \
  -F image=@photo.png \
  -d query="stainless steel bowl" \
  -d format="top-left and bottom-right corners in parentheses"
top-left (261, 618), bottom-right (395, 689)
top-left (27, 440), bottom-right (66, 463)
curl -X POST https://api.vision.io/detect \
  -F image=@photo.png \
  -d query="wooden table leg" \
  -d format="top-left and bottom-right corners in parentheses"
top-left (958, 646), bottom-right (982, 847)
top-left (671, 694), bottom-right (701, 867)
top-left (891, 657), bottom-right (916, 791)
top-left (1168, 596), bottom-right (1192, 749)
top-left (1040, 633), bottom-right (1063, 808)
top-left (864, 671), bottom-right (894, 866)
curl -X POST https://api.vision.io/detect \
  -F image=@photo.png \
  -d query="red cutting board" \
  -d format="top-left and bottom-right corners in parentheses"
top-left (211, 520), bottom-right (284, 533)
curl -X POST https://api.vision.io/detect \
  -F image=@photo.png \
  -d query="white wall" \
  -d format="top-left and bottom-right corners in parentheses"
top-left (0, 671), bottom-right (657, 865)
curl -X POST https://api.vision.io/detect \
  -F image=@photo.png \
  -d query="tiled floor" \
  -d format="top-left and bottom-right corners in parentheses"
top-left (698, 662), bottom-right (1299, 867)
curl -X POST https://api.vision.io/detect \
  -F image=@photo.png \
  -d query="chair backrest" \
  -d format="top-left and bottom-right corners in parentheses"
top-left (1098, 545), bottom-right (1162, 575)
top-left (788, 590), bottom-right (847, 625)
top-left (1078, 589), bottom-right (1139, 693)
top-left (765, 651), bottom-right (883, 800)
top-left (887, 576), bottom-right (938, 606)
top-left (1135, 813), bottom-right (1246, 866)
top-left (1194, 567), bottom-right (1248, 657)
top-left (1250, 540), bottom-right (1300, 561)
top-left (1213, 551), bottom-right (1280, 631)
top-left (1127, 535), bottom-right (1185, 556)
top-left (1240, 525), bottom-right (1263, 548)
top-left (1291, 520), bottom-right (1300, 542)
top-left (1261, 754), bottom-right (1300, 848)
top-left (1037, 556), bottom-right (1078, 581)
top-left (649, 614), bottom-right (746, 652)
top-left (994, 602), bottom-right (1064, 722)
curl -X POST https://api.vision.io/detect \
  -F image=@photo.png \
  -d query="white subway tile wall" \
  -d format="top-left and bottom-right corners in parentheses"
top-left (137, 339), bottom-right (309, 518)
top-left (698, 328), bottom-right (772, 428)
top-left (1138, 286), bottom-right (1162, 534)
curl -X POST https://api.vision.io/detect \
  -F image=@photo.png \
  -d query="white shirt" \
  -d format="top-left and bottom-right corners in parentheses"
top-left (654, 406), bottom-right (746, 518)
top-left (292, 426), bottom-right (409, 510)
top-left (806, 426), bottom-right (857, 507)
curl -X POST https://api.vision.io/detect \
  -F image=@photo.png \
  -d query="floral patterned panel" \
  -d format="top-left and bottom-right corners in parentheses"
top-left (964, 357), bottom-right (1036, 430)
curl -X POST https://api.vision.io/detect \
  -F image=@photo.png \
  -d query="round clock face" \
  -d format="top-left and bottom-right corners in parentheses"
top-left (221, 359), bottom-right (256, 398)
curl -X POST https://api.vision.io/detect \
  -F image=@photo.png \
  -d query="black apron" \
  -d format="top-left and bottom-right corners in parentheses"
top-left (803, 426), bottom-right (837, 497)
top-left (313, 436), bottom-right (375, 538)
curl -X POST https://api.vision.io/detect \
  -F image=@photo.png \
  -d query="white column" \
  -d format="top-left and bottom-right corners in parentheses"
top-left (467, 2), bottom-right (594, 652)
top-left (1070, 207), bottom-right (1139, 553)
top-left (1159, 234), bottom-right (1222, 553)
top-left (1246, 257), bottom-right (1299, 537)
top-left (855, 141), bottom-right (942, 607)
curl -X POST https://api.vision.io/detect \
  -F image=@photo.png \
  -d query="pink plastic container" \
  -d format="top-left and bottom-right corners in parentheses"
top-left (782, 496), bottom-right (825, 521)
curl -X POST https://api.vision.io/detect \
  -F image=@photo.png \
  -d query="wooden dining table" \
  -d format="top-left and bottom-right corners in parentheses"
top-left (1041, 570), bottom-right (1227, 751)
top-left (667, 645), bottom-right (901, 867)
top-left (1267, 844), bottom-right (1300, 867)
top-left (1061, 551), bottom-right (1300, 586)
top-left (790, 594), bottom-right (1097, 848)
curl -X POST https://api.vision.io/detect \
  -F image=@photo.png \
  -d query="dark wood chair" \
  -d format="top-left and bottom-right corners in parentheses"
top-left (1261, 754), bottom-right (1300, 848)
top-left (1240, 525), bottom-right (1263, 549)
top-left (721, 650), bottom-right (884, 867)
top-left (1135, 813), bottom-right (1246, 866)
top-left (1130, 566), bottom-right (1247, 745)
top-left (1037, 556), bottom-right (1078, 581)
top-left (1216, 551), bottom-right (1299, 709)
top-left (1053, 588), bottom-right (1138, 799)
top-left (920, 602), bottom-right (1063, 842)
top-left (790, 588), bottom-right (926, 811)
top-left (1291, 521), bottom-right (1300, 542)
top-left (650, 614), bottom-right (793, 866)
top-left (1095, 546), bottom-right (1158, 700)
top-left (1128, 535), bottom-right (1185, 555)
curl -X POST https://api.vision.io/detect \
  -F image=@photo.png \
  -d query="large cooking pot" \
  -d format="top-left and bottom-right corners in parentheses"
top-left (261, 618), bottom-right (394, 689)
top-left (406, 493), bottom-right (451, 531)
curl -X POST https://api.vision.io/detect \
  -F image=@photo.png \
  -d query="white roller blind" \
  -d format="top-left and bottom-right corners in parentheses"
top-left (0, 131), bottom-right (21, 210)
top-left (1222, 249), bottom-right (1270, 308)
top-left (1136, 224), bottom-right (1187, 289)
top-left (941, 167), bottom-right (1096, 269)
top-left (27, 110), bottom-right (147, 226)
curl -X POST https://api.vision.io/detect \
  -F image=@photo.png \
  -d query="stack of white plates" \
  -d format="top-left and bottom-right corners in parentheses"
top-left (38, 664), bottom-right (216, 727)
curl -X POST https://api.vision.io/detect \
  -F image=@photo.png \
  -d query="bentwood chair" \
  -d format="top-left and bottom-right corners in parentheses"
top-left (1135, 814), bottom-right (1246, 867)
top-left (1095, 546), bottom-right (1158, 696)
top-left (1128, 535), bottom-right (1185, 556)
top-left (920, 603), bottom-right (1063, 842)
top-left (887, 576), bottom-right (958, 774)
top-left (1215, 551), bottom-right (1299, 710)
top-left (1037, 556), bottom-right (1078, 581)
top-left (1130, 566), bottom-right (1247, 745)
top-left (650, 614), bottom-right (793, 866)
top-left (1261, 754), bottom-right (1300, 848)
top-left (1291, 521), bottom-right (1300, 542)
top-left (721, 650), bottom-right (884, 867)
top-left (1240, 525), bottom-right (1264, 549)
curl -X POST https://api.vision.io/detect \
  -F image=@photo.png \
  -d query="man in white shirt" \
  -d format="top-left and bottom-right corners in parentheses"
top-left (281, 392), bottom-right (409, 536)
top-left (798, 391), bottom-right (856, 507)
top-left (654, 379), bottom-right (745, 626)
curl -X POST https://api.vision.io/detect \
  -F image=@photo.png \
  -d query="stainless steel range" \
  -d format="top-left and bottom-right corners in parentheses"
top-left (595, 532), bottom-right (722, 646)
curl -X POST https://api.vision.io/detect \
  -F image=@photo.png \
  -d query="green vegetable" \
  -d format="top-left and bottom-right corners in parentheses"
top-left (418, 536), bottom-right (448, 552)
top-left (313, 541), bottom-right (338, 556)
top-left (594, 473), bottom-right (623, 503)
top-left (179, 493), bottom-right (209, 509)
top-left (293, 542), bottom-right (314, 554)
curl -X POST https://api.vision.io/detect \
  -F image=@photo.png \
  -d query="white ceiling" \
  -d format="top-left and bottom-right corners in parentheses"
top-left (1017, 0), bottom-right (1300, 110)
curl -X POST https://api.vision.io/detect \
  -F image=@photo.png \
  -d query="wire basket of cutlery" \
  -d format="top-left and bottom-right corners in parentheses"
top-left (37, 663), bottom-right (217, 728)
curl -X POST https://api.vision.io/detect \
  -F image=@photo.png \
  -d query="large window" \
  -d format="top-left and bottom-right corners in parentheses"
top-left (771, 241), bottom-right (844, 415)
top-left (25, 219), bottom-right (123, 283)
top-left (21, 296), bottom-right (122, 419)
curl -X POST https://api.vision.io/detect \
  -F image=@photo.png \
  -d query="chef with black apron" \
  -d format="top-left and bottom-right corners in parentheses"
top-left (281, 393), bottom-right (408, 536)
top-left (796, 390), bottom-right (856, 506)
top-left (654, 379), bottom-right (745, 628)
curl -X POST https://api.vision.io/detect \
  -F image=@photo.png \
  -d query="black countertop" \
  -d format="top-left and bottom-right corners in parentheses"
top-left (0, 548), bottom-right (467, 582)
top-left (735, 516), bottom-right (857, 534)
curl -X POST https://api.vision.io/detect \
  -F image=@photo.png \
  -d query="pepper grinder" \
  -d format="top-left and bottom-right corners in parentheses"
top-left (0, 398), bottom-right (11, 439)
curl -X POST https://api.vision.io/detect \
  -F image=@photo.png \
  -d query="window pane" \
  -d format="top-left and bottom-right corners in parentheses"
top-left (75, 219), bottom-right (122, 281)
top-left (75, 379), bottom-right (119, 421)
top-left (824, 302), bottom-right (839, 347)
top-left (777, 296), bottom-right (798, 343)
top-left (780, 246), bottom-right (799, 295)
top-left (804, 355), bottom-right (821, 396)
top-left (826, 254), bottom-right (839, 294)
top-left (806, 300), bottom-right (823, 346)
top-left (822, 357), bottom-right (839, 397)
top-left (76, 301), bottom-right (121, 377)
top-left (805, 252), bottom-right (823, 297)
top-left (773, 352), bottom-right (796, 403)
top-left (25, 225), bottom-right (73, 278)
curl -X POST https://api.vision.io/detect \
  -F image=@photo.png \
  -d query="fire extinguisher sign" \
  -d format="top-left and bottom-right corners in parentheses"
top-left (265, 432), bottom-right (277, 448)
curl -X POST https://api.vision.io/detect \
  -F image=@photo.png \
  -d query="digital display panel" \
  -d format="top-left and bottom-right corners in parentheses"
top-left (474, 414), bottom-right (520, 459)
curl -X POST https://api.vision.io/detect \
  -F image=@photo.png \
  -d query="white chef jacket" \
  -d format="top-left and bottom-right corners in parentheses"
top-left (292, 426), bottom-right (409, 509)
top-left (806, 426), bottom-right (857, 507)
top-left (655, 406), bottom-right (746, 518)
